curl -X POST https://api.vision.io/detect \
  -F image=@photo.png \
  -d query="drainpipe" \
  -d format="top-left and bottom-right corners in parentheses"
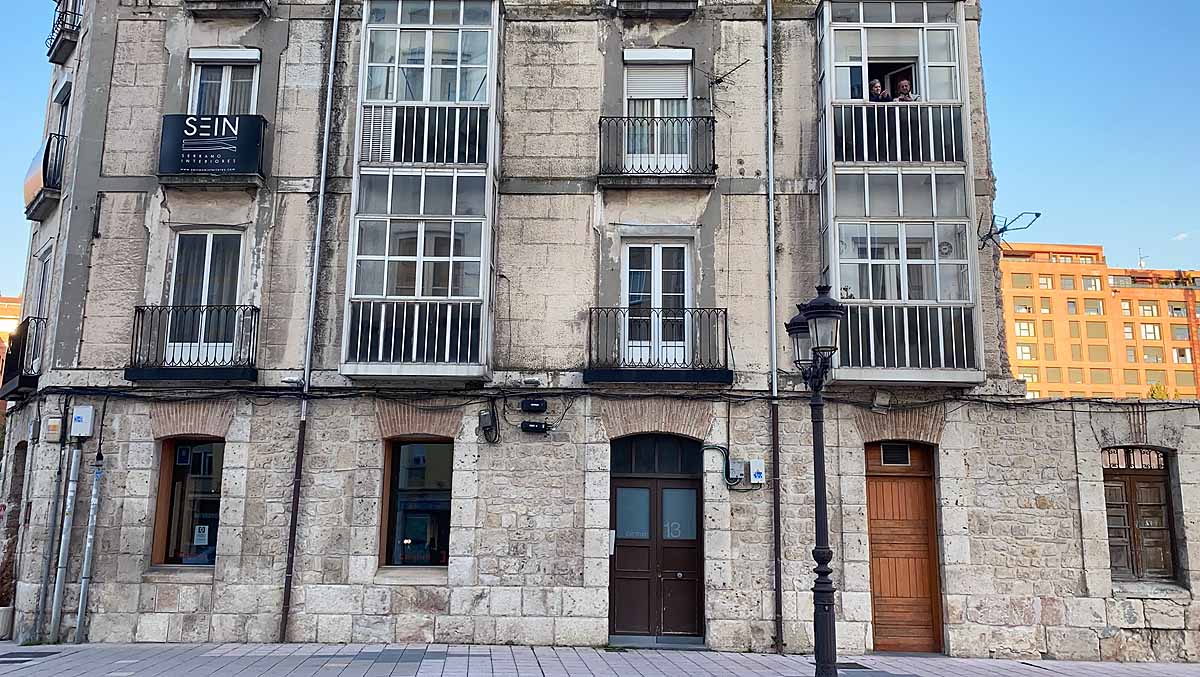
top-left (48, 438), bottom-right (82, 643)
top-left (278, 0), bottom-right (342, 643)
top-left (73, 450), bottom-right (103, 643)
top-left (764, 0), bottom-right (785, 656)
top-left (32, 395), bottom-right (69, 642)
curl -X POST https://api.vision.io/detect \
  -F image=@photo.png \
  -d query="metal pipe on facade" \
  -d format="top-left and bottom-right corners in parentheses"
top-left (48, 439), bottom-right (82, 643)
top-left (73, 453), bottom-right (104, 643)
top-left (32, 396), bottom-right (70, 642)
top-left (278, 0), bottom-right (342, 643)
top-left (763, 0), bottom-right (786, 656)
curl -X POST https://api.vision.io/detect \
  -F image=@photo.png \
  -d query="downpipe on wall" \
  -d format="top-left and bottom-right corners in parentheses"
top-left (32, 395), bottom-right (70, 642)
top-left (73, 451), bottom-right (104, 643)
top-left (278, 0), bottom-right (342, 644)
top-left (48, 438), bottom-right (82, 643)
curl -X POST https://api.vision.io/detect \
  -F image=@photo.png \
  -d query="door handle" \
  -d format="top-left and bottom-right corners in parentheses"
top-left (675, 572), bottom-right (683, 579)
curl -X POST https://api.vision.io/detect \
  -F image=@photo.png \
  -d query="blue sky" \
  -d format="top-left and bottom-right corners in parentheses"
top-left (0, 2), bottom-right (1196, 296)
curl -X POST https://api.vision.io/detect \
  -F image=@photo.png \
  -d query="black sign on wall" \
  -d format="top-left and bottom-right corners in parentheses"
top-left (158, 115), bottom-right (267, 176)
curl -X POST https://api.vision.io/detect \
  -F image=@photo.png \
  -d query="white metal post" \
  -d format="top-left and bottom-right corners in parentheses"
top-left (48, 440), bottom-right (81, 643)
top-left (73, 454), bottom-right (103, 643)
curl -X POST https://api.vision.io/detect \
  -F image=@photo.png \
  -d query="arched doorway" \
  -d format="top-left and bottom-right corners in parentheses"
top-left (609, 434), bottom-right (704, 641)
top-left (865, 441), bottom-right (943, 653)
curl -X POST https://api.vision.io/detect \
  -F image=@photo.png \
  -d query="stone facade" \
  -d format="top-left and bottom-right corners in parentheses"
top-left (2, 0), bottom-right (1197, 665)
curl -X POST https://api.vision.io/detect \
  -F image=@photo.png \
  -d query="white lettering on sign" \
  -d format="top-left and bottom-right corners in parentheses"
top-left (184, 116), bottom-right (240, 138)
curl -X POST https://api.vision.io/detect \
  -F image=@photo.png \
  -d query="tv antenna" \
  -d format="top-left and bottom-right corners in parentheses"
top-left (978, 211), bottom-right (1041, 250)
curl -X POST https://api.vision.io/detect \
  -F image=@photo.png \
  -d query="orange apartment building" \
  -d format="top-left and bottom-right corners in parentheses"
top-left (1000, 243), bottom-right (1200, 399)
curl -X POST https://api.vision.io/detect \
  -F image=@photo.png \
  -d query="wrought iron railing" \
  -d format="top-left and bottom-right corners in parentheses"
top-left (129, 305), bottom-right (260, 369)
top-left (345, 299), bottom-right (485, 365)
top-left (1, 317), bottom-right (48, 385)
top-left (838, 303), bottom-right (977, 371)
top-left (361, 104), bottom-right (489, 165)
top-left (24, 134), bottom-right (67, 211)
top-left (832, 103), bottom-right (964, 163)
top-left (598, 116), bottom-right (716, 175)
top-left (587, 307), bottom-right (729, 370)
top-left (46, 7), bottom-right (82, 50)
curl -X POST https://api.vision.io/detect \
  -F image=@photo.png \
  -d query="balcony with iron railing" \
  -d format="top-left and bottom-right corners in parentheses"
top-left (584, 307), bottom-right (732, 383)
top-left (831, 102), bottom-right (965, 164)
top-left (125, 305), bottom-right (260, 381)
top-left (342, 299), bottom-right (488, 380)
top-left (833, 303), bottom-right (983, 384)
top-left (598, 117), bottom-right (717, 188)
top-left (46, 4), bottom-right (81, 65)
top-left (0, 317), bottom-right (48, 400)
top-left (23, 133), bottom-right (67, 221)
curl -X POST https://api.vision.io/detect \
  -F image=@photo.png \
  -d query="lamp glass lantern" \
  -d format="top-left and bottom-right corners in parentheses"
top-left (802, 285), bottom-right (845, 358)
top-left (786, 308), bottom-right (813, 368)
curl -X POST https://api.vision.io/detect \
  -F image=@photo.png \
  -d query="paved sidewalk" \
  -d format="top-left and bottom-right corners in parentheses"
top-left (0, 643), bottom-right (1194, 677)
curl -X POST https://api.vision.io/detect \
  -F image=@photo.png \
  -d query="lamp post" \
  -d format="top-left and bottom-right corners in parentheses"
top-left (785, 285), bottom-right (847, 677)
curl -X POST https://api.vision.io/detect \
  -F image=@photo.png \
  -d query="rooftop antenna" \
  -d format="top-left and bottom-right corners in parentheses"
top-left (1137, 250), bottom-right (1148, 269)
top-left (978, 211), bottom-right (1042, 250)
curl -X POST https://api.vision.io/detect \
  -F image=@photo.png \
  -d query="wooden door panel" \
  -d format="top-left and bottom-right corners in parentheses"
top-left (866, 449), bottom-right (942, 654)
top-left (611, 578), bottom-right (653, 634)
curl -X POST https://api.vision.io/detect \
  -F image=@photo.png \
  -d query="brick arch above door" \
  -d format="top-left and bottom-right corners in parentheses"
top-left (150, 400), bottom-right (234, 440)
top-left (601, 398), bottom-right (713, 442)
top-left (853, 404), bottom-right (945, 446)
top-left (375, 400), bottom-right (463, 440)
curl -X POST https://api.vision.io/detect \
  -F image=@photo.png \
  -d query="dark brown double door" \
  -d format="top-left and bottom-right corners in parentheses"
top-left (609, 435), bottom-right (703, 638)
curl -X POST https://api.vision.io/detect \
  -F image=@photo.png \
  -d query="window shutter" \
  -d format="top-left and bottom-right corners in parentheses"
top-left (625, 64), bottom-right (689, 99)
top-left (361, 105), bottom-right (395, 164)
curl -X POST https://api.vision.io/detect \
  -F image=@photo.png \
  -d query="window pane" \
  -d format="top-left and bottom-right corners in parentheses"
top-left (839, 263), bottom-right (869, 300)
top-left (228, 66), bottom-right (256, 115)
top-left (163, 441), bottom-right (223, 565)
top-left (616, 488), bottom-right (650, 539)
top-left (398, 67), bottom-right (424, 101)
top-left (399, 31), bottom-right (427, 64)
top-left (907, 263), bottom-right (936, 301)
top-left (423, 261), bottom-right (451, 296)
top-left (894, 2), bottom-right (923, 22)
top-left (367, 66), bottom-right (396, 100)
top-left (831, 1), bottom-right (859, 22)
top-left (939, 264), bottom-right (969, 301)
top-left (871, 263), bottom-right (901, 300)
top-left (835, 66), bottom-right (863, 100)
top-left (863, 2), bottom-right (891, 23)
top-left (454, 221), bottom-right (482, 257)
top-left (901, 174), bottom-right (933, 216)
top-left (387, 261), bottom-right (417, 296)
top-left (460, 31), bottom-right (488, 65)
top-left (928, 66), bottom-right (958, 100)
top-left (400, 0), bottom-right (430, 23)
top-left (424, 221), bottom-right (453, 256)
top-left (835, 174), bottom-right (865, 216)
top-left (834, 30), bottom-right (862, 62)
top-left (207, 235), bottom-right (241, 309)
top-left (391, 174), bottom-right (422, 214)
top-left (370, 30), bottom-right (399, 63)
top-left (356, 260), bottom-right (386, 295)
top-left (370, 0), bottom-right (401, 23)
top-left (662, 489), bottom-right (697, 540)
top-left (452, 261), bottom-right (481, 296)
top-left (387, 443), bottom-right (452, 566)
top-left (460, 68), bottom-right (487, 104)
top-left (195, 65), bottom-right (223, 116)
top-left (905, 223), bottom-right (935, 260)
top-left (172, 234), bottom-right (209, 309)
top-left (463, 0), bottom-right (491, 24)
top-left (839, 223), bottom-right (869, 259)
top-left (432, 31), bottom-right (459, 65)
top-left (358, 220), bottom-right (388, 255)
top-left (433, 0), bottom-right (461, 24)
top-left (360, 174), bottom-right (390, 214)
top-left (454, 175), bottom-right (486, 215)
top-left (867, 28), bottom-right (920, 58)
top-left (870, 223), bottom-right (900, 260)
top-left (935, 174), bottom-right (967, 217)
top-left (424, 175), bottom-right (454, 214)
top-left (927, 2), bottom-right (956, 22)
top-left (431, 68), bottom-right (458, 101)
top-left (868, 174), bottom-right (899, 217)
top-left (389, 220), bottom-right (420, 256)
top-left (927, 30), bottom-right (956, 62)
top-left (937, 224), bottom-right (968, 260)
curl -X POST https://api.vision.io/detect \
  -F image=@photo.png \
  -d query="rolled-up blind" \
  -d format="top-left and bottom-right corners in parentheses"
top-left (625, 64), bottom-right (689, 99)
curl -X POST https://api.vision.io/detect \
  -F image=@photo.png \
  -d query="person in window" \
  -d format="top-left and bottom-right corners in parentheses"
top-left (868, 79), bottom-right (892, 102)
top-left (894, 79), bottom-right (919, 102)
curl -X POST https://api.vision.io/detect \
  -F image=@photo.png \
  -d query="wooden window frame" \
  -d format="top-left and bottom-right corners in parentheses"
top-left (153, 437), bottom-right (224, 566)
top-left (379, 436), bottom-right (455, 568)
top-left (1102, 447), bottom-right (1178, 583)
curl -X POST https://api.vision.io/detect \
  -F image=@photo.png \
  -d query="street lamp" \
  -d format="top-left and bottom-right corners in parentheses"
top-left (785, 284), bottom-right (846, 677)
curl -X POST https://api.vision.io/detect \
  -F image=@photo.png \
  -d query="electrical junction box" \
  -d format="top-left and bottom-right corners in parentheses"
top-left (70, 405), bottom-right (96, 439)
top-left (748, 459), bottom-right (766, 485)
top-left (43, 416), bottom-right (63, 443)
top-left (519, 398), bottom-right (548, 413)
top-left (520, 420), bottom-right (549, 434)
top-left (727, 459), bottom-right (745, 482)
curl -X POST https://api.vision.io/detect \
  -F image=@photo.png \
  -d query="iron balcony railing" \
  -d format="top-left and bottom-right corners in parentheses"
top-left (129, 305), bottom-right (260, 369)
top-left (24, 134), bottom-right (67, 210)
top-left (587, 307), bottom-right (729, 370)
top-left (1, 317), bottom-right (48, 392)
top-left (46, 6), bottom-right (82, 48)
top-left (598, 116), bottom-right (717, 176)
top-left (838, 303), bottom-right (977, 371)
top-left (832, 103), bottom-right (964, 164)
top-left (361, 104), bottom-right (489, 165)
top-left (345, 299), bottom-right (484, 365)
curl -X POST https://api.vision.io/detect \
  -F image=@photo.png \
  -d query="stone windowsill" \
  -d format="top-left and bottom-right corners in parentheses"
top-left (142, 565), bottom-right (215, 585)
top-left (1112, 579), bottom-right (1192, 601)
top-left (373, 566), bottom-right (448, 586)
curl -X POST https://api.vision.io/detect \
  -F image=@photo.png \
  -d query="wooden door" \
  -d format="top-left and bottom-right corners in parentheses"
top-left (866, 442), bottom-right (943, 653)
top-left (609, 435), bottom-right (704, 638)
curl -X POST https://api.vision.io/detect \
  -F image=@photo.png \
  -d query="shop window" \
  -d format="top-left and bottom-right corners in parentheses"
top-left (154, 439), bottom-right (224, 566)
top-left (383, 440), bottom-right (454, 566)
top-left (1103, 447), bottom-right (1176, 582)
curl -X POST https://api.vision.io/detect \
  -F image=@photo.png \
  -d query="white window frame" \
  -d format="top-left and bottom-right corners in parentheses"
top-left (187, 57), bottom-right (260, 116)
top-left (1141, 324), bottom-right (1161, 341)
top-left (620, 241), bottom-right (693, 367)
top-left (1014, 321), bottom-right (1035, 338)
top-left (622, 57), bottom-right (693, 172)
top-left (166, 230), bottom-right (245, 362)
top-left (1174, 347), bottom-right (1193, 364)
top-left (362, 5), bottom-right (492, 105)
top-left (1016, 344), bottom-right (1035, 361)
